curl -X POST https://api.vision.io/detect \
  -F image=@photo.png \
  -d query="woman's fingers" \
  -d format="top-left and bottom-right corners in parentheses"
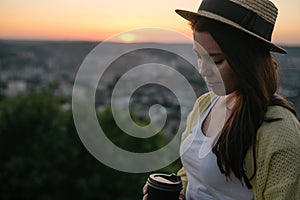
top-left (142, 184), bottom-right (148, 200)
top-left (142, 184), bottom-right (148, 194)
top-left (179, 192), bottom-right (185, 200)
top-left (142, 193), bottom-right (148, 200)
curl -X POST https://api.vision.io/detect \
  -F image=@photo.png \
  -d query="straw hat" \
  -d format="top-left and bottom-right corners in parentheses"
top-left (175, 0), bottom-right (287, 54)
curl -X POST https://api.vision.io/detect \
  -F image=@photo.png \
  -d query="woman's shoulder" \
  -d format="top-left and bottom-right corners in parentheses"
top-left (257, 105), bottom-right (300, 150)
top-left (181, 92), bottom-right (217, 140)
top-left (194, 91), bottom-right (217, 107)
top-left (262, 105), bottom-right (299, 132)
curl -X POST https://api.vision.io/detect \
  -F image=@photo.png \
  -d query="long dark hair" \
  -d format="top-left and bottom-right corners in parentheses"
top-left (190, 17), bottom-right (298, 188)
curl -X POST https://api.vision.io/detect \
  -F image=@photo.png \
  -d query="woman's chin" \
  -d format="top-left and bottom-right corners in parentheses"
top-left (209, 87), bottom-right (226, 96)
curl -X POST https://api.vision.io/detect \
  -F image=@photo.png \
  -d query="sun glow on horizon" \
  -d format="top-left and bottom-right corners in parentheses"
top-left (0, 0), bottom-right (299, 45)
top-left (118, 33), bottom-right (137, 43)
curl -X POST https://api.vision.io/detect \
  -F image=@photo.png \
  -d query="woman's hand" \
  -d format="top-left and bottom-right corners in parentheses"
top-left (142, 184), bottom-right (185, 200)
top-left (178, 192), bottom-right (185, 200)
top-left (142, 184), bottom-right (148, 200)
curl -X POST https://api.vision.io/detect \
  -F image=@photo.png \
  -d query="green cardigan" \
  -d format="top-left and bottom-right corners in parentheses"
top-left (177, 92), bottom-right (300, 200)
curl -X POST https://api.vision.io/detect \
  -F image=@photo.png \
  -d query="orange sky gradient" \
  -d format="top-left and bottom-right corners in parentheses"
top-left (0, 0), bottom-right (300, 46)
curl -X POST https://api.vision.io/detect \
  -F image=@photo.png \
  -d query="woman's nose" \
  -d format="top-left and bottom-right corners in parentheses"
top-left (198, 60), bottom-right (212, 77)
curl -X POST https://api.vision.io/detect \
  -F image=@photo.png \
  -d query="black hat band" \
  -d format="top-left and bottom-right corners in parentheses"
top-left (199, 0), bottom-right (274, 40)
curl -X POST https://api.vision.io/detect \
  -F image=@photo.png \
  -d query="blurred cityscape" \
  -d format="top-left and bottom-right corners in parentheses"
top-left (0, 40), bottom-right (299, 135)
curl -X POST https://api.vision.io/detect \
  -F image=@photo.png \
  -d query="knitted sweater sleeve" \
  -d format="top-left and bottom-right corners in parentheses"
top-left (249, 106), bottom-right (300, 200)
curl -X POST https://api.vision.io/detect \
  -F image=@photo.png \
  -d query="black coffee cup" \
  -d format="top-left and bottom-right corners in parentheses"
top-left (147, 173), bottom-right (182, 200)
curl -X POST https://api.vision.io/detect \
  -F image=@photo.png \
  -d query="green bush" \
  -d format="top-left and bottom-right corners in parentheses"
top-left (0, 90), bottom-right (181, 200)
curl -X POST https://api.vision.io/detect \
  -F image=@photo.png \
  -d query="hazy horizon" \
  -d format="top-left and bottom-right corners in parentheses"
top-left (1, 0), bottom-right (300, 45)
top-left (1, 38), bottom-right (300, 48)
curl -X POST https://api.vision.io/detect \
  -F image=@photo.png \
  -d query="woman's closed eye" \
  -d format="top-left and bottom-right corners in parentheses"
top-left (214, 59), bottom-right (224, 65)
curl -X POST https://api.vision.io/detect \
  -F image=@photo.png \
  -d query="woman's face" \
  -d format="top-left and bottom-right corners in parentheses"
top-left (193, 31), bottom-right (239, 95)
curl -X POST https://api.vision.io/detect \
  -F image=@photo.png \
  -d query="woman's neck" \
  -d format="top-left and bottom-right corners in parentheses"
top-left (218, 91), bottom-right (237, 110)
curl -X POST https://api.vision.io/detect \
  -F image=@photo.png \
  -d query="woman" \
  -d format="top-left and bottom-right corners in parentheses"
top-left (143, 0), bottom-right (300, 199)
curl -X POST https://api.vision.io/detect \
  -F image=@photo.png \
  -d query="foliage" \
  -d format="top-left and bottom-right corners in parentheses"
top-left (0, 90), bottom-right (181, 200)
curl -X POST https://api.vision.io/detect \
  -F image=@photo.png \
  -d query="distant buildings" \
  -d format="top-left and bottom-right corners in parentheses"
top-left (0, 40), bottom-right (299, 129)
top-left (6, 80), bottom-right (27, 96)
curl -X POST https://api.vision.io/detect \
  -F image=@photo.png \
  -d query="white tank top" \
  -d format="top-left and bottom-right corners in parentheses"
top-left (180, 97), bottom-right (253, 200)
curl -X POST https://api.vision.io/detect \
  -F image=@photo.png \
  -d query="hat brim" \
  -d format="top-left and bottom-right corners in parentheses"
top-left (175, 9), bottom-right (287, 54)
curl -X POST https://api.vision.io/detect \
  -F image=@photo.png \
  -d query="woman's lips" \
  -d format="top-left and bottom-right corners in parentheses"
top-left (207, 82), bottom-right (220, 87)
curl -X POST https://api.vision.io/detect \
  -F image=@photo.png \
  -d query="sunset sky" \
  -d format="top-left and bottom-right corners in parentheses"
top-left (1, 0), bottom-right (300, 45)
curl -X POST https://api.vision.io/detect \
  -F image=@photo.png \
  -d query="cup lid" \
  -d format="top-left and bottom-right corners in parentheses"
top-left (147, 173), bottom-right (182, 192)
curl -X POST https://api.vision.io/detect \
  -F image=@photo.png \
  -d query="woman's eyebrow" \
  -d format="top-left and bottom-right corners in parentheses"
top-left (193, 48), bottom-right (224, 58)
top-left (193, 48), bottom-right (223, 56)
top-left (209, 53), bottom-right (223, 57)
